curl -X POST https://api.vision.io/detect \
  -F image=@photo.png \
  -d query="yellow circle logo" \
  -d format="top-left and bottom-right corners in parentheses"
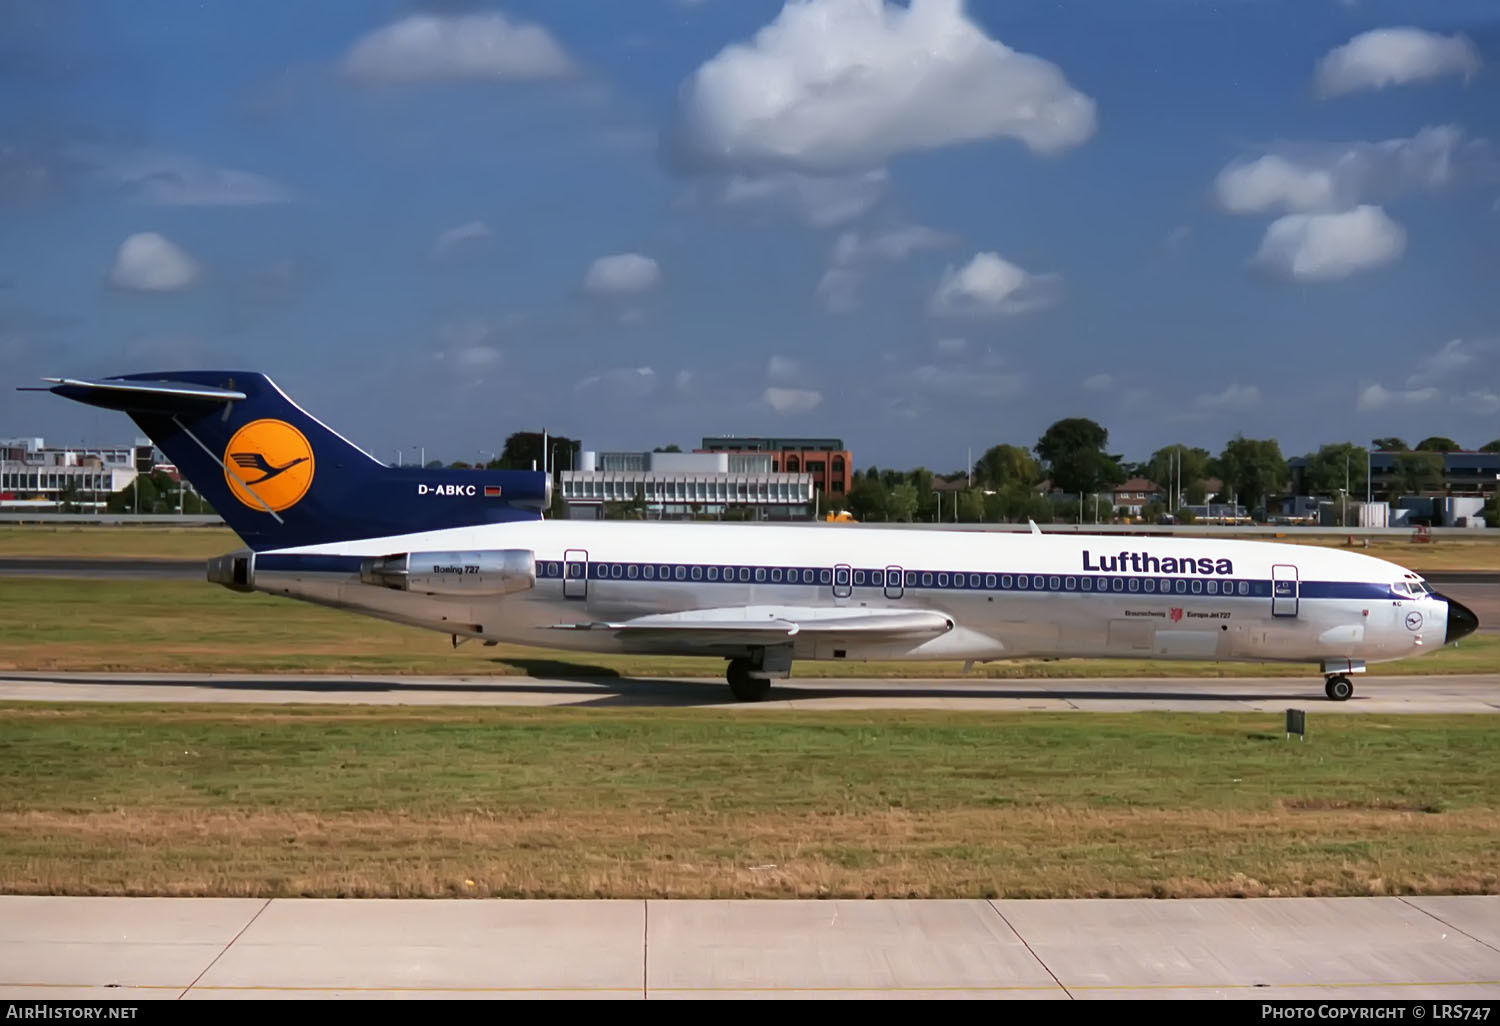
top-left (223, 419), bottom-right (315, 512)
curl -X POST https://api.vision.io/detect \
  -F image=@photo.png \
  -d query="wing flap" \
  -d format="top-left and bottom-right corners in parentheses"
top-left (546, 606), bottom-right (954, 644)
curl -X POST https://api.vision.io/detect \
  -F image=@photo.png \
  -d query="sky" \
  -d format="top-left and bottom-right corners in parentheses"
top-left (2, 0), bottom-right (1499, 472)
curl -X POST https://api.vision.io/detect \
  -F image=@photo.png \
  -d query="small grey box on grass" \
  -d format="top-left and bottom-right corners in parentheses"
top-left (1286, 708), bottom-right (1305, 740)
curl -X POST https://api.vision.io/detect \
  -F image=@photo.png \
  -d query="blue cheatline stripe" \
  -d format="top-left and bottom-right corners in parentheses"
top-left (250, 553), bottom-right (1403, 602)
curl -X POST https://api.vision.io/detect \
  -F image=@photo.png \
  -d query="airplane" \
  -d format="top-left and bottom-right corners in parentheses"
top-left (28, 370), bottom-right (1479, 703)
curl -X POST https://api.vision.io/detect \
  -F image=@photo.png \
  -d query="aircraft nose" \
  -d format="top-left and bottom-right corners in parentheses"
top-left (1435, 593), bottom-right (1479, 644)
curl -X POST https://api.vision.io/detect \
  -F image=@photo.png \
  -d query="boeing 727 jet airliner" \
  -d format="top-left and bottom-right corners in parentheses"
top-left (30, 371), bottom-right (1479, 702)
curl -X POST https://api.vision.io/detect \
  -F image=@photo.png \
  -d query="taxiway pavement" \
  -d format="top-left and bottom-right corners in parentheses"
top-left (3, 670), bottom-right (1498, 712)
top-left (1, 895), bottom-right (1496, 1000)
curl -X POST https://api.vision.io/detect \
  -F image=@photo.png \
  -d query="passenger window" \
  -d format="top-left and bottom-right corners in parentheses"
top-left (1112, 578), bottom-right (1124, 592)
top-left (771, 568), bottom-right (782, 582)
top-left (985, 574), bottom-right (996, 588)
top-left (1033, 576), bottom-right (1044, 590)
top-left (1001, 575), bottom-right (1012, 588)
top-left (707, 567), bottom-right (718, 581)
top-left (660, 565), bottom-right (670, 579)
top-left (1161, 579), bottom-right (1171, 593)
top-left (644, 565), bottom-right (655, 579)
top-left (937, 573), bottom-right (949, 587)
top-left (1065, 576), bottom-right (1076, 589)
top-left (755, 568), bottom-right (766, 582)
top-left (921, 572), bottom-right (933, 586)
top-left (612, 564), bottom-right (623, 578)
top-left (1239, 581), bottom-right (1249, 595)
top-left (1127, 578), bottom-right (1138, 591)
top-left (803, 570), bottom-right (814, 584)
top-left (1144, 579), bottom-right (1155, 592)
top-left (1191, 580), bottom-right (1202, 593)
top-left (691, 567), bottom-right (702, 580)
top-left (969, 574), bottom-right (980, 588)
top-left (870, 570), bottom-right (883, 586)
top-left (1206, 580), bottom-right (1217, 594)
top-left (854, 570), bottom-right (865, 585)
top-left (904, 571), bottom-right (915, 586)
top-left (1049, 576), bottom-right (1060, 590)
top-left (1081, 577), bottom-right (1092, 591)
top-left (1176, 580), bottom-right (1187, 593)
top-left (674, 566), bottom-right (686, 581)
top-left (1017, 576), bottom-right (1027, 589)
top-left (821, 569), bottom-right (832, 585)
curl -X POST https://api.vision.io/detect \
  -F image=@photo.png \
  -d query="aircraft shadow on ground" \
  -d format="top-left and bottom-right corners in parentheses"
top-left (4, 674), bottom-right (1337, 707)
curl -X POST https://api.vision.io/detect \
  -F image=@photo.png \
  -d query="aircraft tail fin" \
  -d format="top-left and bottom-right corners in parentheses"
top-left (32, 371), bottom-right (549, 551)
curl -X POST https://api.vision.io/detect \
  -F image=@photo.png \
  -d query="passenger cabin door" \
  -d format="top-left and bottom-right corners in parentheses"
top-left (564, 548), bottom-right (588, 600)
top-left (832, 563), bottom-right (852, 600)
top-left (1271, 563), bottom-right (1299, 618)
top-left (884, 565), bottom-right (904, 600)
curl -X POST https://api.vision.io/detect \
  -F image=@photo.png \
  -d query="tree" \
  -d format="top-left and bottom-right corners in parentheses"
top-left (1390, 451), bottom-right (1443, 495)
top-left (1300, 442), bottom-right (1368, 498)
top-left (956, 490), bottom-right (985, 522)
top-left (1144, 445), bottom-right (1211, 505)
top-left (652, 445), bottom-right (682, 453)
top-left (500, 432), bottom-right (581, 472)
top-left (846, 471), bottom-right (888, 521)
top-left (887, 482), bottom-right (918, 522)
top-left (1035, 418), bottom-right (1125, 496)
top-left (1371, 437), bottom-right (1408, 452)
top-left (972, 444), bottom-right (1040, 489)
top-left (1415, 436), bottom-right (1461, 453)
top-left (1216, 436), bottom-right (1287, 515)
top-left (1481, 440), bottom-right (1500, 453)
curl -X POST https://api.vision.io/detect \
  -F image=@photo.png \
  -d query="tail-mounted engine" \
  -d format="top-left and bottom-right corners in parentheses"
top-left (359, 549), bottom-right (535, 596)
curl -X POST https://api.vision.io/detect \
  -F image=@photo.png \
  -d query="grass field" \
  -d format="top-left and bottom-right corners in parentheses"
top-left (1, 576), bottom-right (1494, 677)
top-left (2, 523), bottom-right (1499, 570)
top-left (0, 705), bottom-right (1495, 899)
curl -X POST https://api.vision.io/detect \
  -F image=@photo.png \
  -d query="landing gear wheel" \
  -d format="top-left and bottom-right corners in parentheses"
top-left (1324, 675), bottom-right (1353, 702)
top-left (727, 658), bottom-right (771, 702)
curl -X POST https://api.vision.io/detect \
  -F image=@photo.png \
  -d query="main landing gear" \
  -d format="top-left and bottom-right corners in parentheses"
top-left (725, 646), bottom-right (792, 702)
top-left (1324, 675), bottom-right (1354, 702)
top-left (726, 659), bottom-right (771, 702)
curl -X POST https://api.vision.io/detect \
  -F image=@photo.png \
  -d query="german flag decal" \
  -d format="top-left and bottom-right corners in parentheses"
top-left (484, 485), bottom-right (502, 497)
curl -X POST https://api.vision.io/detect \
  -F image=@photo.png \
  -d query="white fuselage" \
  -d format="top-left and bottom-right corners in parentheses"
top-left (240, 520), bottom-right (1451, 670)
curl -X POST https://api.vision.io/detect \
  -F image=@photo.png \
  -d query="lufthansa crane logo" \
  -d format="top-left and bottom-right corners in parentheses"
top-left (223, 419), bottom-right (314, 512)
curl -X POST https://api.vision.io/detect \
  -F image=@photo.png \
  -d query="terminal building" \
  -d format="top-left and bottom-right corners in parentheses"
top-left (0, 437), bottom-right (155, 511)
top-left (559, 449), bottom-right (815, 520)
top-left (697, 436), bottom-right (852, 498)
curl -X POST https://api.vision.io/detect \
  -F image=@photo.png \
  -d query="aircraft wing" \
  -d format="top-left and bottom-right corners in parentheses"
top-left (545, 606), bottom-right (953, 645)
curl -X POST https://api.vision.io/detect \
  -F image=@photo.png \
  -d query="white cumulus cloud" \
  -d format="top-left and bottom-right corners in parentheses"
top-left (1083, 373), bottom-right (1114, 391)
top-left (767, 355), bottom-right (802, 382)
top-left (71, 145), bottom-right (295, 206)
top-left (1214, 125), bottom-right (1466, 215)
top-left (575, 367), bottom-right (658, 398)
top-left (431, 220), bottom-right (492, 259)
top-left (584, 253), bottom-right (661, 296)
top-left (723, 169), bottom-right (889, 227)
top-left (912, 364), bottom-right (1023, 399)
top-left (820, 224), bottom-right (954, 312)
top-left (1253, 205), bottom-right (1405, 282)
top-left (1356, 383), bottom-right (1438, 411)
top-left (1193, 384), bottom-right (1261, 412)
top-left (669, 0), bottom-right (1097, 174)
top-left (764, 386), bottom-right (822, 413)
top-left (930, 251), bottom-right (1062, 316)
top-left (344, 12), bottom-right (575, 84)
top-left (108, 233), bottom-right (201, 291)
top-left (1314, 27), bottom-right (1481, 99)
top-left (1452, 390), bottom-right (1500, 416)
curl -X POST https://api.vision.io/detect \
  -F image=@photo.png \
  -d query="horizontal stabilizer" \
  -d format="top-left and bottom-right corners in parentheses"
top-left (25, 376), bottom-right (248, 413)
top-left (547, 606), bottom-right (954, 644)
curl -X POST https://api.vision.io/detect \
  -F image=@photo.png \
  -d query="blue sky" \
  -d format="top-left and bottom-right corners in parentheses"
top-left (3, 0), bottom-right (1498, 471)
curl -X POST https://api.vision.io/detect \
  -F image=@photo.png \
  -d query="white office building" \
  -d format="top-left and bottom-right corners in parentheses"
top-left (560, 449), bottom-right (815, 520)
